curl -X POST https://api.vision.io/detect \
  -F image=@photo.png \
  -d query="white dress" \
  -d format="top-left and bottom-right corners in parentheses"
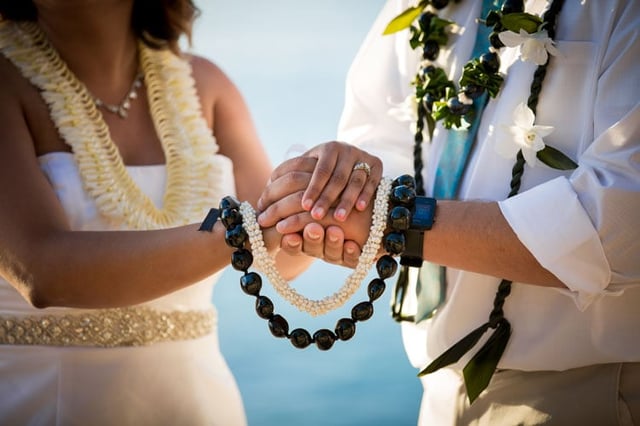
top-left (0, 152), bottom-right (247, 426)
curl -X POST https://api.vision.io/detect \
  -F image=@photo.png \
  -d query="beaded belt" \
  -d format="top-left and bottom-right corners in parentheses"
top-left (0, 306), bottom-right (215, 347)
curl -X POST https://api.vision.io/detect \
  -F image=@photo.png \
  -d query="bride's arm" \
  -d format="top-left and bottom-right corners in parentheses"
top-left (0, 56), bottom-right (305, 310)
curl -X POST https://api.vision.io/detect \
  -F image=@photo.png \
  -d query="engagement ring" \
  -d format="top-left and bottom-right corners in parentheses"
top-left (353, 161), bottom-right (371, 177)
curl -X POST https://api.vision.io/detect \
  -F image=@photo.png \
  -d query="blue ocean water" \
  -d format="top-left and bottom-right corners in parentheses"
top-left (192, 2), bottom-right (423, 425)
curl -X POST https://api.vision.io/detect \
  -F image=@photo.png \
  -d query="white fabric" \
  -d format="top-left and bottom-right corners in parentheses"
top-left (338, 0), bottom-right (640, 423)
top-left (0, 152), bottom-right (246, 426)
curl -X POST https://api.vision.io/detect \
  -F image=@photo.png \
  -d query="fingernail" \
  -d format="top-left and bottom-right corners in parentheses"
top-left (345, 246), bottom-right (355, 255)
top-left (276, 221), bottom-right (287, 233)
top-left (258, 212), bottom-right (269, 225)
top-left (311, 207), bottom-right (324, 219)
top-left (328, 234), bottom-right (339, 243)
top-left (308, 231), bottom-right (320, 240)
top-left (302, 199), bottom-right (313, 210)
top-left (334, 208), bottom-right (346, 221)
top-left (356, 200), bottom-right (367, 211)
top-left (287, 240), bottom-right (301, 248)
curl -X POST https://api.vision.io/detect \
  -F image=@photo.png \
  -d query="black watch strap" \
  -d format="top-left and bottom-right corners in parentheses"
top-left (198, 208), bottom-right (220, 232)
top-left (400, 196), bottom-right (436, 267)
top-left (400, 229), bottom-right (424, 267)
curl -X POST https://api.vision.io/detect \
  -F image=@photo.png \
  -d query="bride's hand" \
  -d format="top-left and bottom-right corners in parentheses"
top-left (257, 141), bottom-right (382, 230)
top-left (280, 224), bottom-right (362, 268)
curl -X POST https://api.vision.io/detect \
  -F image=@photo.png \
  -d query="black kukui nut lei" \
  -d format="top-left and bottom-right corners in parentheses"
top-left (216, 183), bottom-right (412, 351)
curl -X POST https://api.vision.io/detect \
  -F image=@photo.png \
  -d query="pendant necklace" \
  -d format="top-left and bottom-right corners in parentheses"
top-left (91, 71), bottom-right (144, 119)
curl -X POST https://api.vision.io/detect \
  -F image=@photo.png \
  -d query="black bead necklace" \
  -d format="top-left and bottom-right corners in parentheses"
top-left (208, 176), bottom-right (417, 351)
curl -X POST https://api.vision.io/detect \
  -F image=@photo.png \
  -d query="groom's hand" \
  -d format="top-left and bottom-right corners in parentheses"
top-left (257, 156), bottom-right (316, 230)
top-left (295, 142), bottom-right (382, 221)
top-left (257, 141), bottom-right (382, 230)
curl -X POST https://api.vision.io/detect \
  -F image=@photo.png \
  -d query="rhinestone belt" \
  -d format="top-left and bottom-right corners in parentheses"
top-left (0, 306), bottom-right (215, 347)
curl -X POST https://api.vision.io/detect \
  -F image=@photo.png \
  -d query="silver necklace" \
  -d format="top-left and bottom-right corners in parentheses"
top-left (92, 72), bottom-right (143, 119)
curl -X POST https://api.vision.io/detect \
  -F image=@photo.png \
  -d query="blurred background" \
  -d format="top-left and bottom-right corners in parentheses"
top-left (191, 1), bottom-right (423, 425)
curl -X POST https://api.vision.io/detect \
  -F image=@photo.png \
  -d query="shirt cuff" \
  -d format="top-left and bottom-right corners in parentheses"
top-left (498, 176), bottom-right (612, 311)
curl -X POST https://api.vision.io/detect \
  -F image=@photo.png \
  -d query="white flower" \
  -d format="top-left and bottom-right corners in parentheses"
top-left (495, 102), bottom-right (554, 167)
top-left (498, 29), bottom-right (560, 65)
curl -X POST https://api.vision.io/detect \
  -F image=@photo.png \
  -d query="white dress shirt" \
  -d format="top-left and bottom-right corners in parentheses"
top-left (338, 0), bottom-right (640, 416)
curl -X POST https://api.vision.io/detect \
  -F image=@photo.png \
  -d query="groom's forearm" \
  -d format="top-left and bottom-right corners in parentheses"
top-left (425, 200), bottom-right (565, 288)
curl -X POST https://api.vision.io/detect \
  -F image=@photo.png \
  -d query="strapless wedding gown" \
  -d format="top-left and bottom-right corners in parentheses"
top-left (0, 152), bottom-right (246, 426)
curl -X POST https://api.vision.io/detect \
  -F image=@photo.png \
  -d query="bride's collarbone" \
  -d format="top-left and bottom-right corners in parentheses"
top-left (101, 107), bottom-right (166, 166)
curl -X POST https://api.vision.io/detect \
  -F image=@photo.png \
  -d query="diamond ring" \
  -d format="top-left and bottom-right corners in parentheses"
top-left (352, 161), bottom-right (372, 177)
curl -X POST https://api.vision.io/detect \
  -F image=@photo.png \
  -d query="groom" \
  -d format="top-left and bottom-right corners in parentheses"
top-left (257, 0), bottom-right (640, 424)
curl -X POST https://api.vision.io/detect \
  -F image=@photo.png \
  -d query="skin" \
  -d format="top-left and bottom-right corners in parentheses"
top-left (0, 0), bottom-right (312, 309)
top-left (257, 144), bottom-right (566, 288)
top-left (257, 146), bottom-right (382, 267)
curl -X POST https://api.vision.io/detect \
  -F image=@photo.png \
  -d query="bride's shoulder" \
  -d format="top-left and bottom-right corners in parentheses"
top-left (184, 53), bottom-right (243, 100)
top-left (180, 53), bottom-right (246, 124)
top-left (184, 53), bottom-right (230, 85)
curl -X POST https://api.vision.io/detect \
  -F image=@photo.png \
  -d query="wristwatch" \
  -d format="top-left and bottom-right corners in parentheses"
top-left (400, 196), bottom-right (436, 267)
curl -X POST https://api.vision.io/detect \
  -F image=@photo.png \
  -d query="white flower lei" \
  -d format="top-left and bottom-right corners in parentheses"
top-left (0, 21), bottom-right (226, 230)
top-left (239, 177), bottom-right (393, 316)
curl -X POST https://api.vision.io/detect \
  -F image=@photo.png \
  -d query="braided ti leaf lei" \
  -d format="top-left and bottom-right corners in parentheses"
top-left (385, 0), bottom-right (577, 402)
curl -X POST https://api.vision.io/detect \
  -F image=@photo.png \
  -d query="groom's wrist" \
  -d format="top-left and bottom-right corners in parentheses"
top-left (400, 196), bottom-right (436, 268)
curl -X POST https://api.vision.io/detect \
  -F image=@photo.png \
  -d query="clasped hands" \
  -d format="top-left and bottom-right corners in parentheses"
top-left (257, 142), bottom-right (384, 268)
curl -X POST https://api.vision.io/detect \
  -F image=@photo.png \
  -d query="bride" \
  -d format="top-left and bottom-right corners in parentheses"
top-left (0, 0), bottom-right (383, 423)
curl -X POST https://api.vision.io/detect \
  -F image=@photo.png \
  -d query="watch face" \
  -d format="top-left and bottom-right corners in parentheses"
top-left (412, 197), bottom-right (436, 230)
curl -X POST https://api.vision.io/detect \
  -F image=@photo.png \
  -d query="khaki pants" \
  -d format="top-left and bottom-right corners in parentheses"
top-left (455, 363), bottom-right (640, 425)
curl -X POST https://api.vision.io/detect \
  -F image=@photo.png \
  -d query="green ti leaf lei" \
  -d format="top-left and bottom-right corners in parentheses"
top-left (384, 0), bottom-right (577, 171)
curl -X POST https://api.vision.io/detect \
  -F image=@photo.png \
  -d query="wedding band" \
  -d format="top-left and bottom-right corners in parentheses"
top-left (353, 161), bottom-right (371, 177)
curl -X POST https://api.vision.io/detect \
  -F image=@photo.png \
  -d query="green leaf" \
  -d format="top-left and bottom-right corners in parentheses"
top-left (383, 6), bottom-right (425, 35)
top-left (462, 319), bottom-right (511, 403)
top-left (418, 323), bottom-right (489, 376)
top-left (432, 101), bottom-right (449, 122)
top-left (425, 17), bottom-right (455, 45)
top-left (537, 145), bottom-right (578, 170)
top-left (409, 26), bottom-right (422, 49)
top-left (425, 113), bottom-right (436, 139)
top-left (447, 115), bottom-right (464, 129)
top-left (500, 12), bottom-right (543, 34)
top-left (425, 69), bottom-right (454, 96)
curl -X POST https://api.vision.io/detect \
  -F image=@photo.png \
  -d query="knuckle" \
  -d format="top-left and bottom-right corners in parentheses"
top-left (349, 173), bottom-right (367, 187)
top-left (328, 168), bottom-right (350, 186)
top-left (314, 162), bottom-right (335, 180)
top-left (285, 214), bottom-right (303, 229)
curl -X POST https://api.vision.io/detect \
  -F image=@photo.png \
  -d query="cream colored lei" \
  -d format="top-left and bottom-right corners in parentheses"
top-left (239, 177), bottom-right (393, 316)
top-left (0, 21), bottom-right (225, 230)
